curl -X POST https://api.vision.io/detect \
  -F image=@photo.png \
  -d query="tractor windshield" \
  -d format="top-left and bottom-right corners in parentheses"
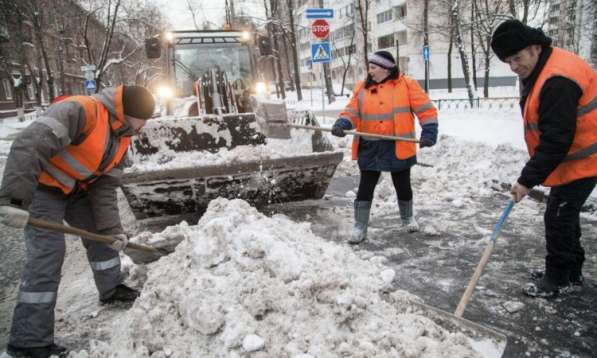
top-left (173, 42), bottom-right (252, 97)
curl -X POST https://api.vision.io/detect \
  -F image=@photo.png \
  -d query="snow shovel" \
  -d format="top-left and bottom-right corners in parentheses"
top-left (454, 200), bottom-right (514, 317)
top-left (278, 123), bottom-right (420, 143)
top-left (18, 216), bottom-right (170, 265)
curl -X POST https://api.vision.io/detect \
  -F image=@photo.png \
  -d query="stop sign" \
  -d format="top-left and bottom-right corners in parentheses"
top-left (311, 19), bottom-right (329, 39)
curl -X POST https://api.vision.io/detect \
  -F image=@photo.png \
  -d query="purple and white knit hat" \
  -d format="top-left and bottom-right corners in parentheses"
top-left (368, 50), bottom-right (396, 69)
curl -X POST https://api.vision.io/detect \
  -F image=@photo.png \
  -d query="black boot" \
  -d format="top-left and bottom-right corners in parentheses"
top-left (530, 270), bottom-right (584, 292)
top-left (6, 343), bottom-right (68, 358)
top-left (100, 284), bottom-right (140, 304)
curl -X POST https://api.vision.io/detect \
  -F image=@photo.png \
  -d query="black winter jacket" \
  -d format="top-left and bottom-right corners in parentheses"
top-left (517, 47), bottom-right (583, 188)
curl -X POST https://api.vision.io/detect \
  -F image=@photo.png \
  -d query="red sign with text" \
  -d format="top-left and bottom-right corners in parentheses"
top-left (311, 19), bottom-right (329, 39)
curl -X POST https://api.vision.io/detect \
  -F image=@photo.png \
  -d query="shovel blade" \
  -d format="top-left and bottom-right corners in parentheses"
top-left (124, 246), bottom-right (172, 265)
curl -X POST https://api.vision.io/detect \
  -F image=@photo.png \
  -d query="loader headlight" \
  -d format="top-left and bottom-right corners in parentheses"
top-left (164, 31), bottom-right (174, 43)
top-left (241, 31), bottom-right (251, 42)
top-left (255, 81), bottom-right (267, 95)
top-left (157, 85), bottom-right (174, 99)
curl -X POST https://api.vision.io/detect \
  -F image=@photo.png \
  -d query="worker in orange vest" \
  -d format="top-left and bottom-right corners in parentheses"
top-left (491, 20), bottom-right (596, 298)
top-left (0, 85), bottom-right (155, 357)
top-left (331, 50), bottom-right (438, 244)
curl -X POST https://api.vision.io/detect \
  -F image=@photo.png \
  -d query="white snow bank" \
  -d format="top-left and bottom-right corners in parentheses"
top-left (75, 198), bottom-right (499, 357)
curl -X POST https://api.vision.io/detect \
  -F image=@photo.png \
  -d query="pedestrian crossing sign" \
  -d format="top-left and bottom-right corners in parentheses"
top-left (311, 42), bottom-right (331, 63)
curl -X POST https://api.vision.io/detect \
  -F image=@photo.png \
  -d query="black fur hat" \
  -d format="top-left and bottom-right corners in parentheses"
top-left (491, 19), bottom-right (552, 61)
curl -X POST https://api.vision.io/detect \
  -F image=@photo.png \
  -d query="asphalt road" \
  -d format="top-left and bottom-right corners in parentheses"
top-left (1, 175), bottom-right (596, 357)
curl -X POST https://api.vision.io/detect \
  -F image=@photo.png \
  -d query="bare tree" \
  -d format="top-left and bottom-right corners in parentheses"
top-left (285, 0), bottom-right (302, 100)
top-left (185, 0), bottom-right (202, 30)
top-left (338, 24), bottom-right (357, 96)
top-left (266, 0), bottom-right (285, 99)
top-left (473, 0), bottom-right (507, 97)
top-left (0, 0), bottom-right (31, 113)
top-left (355, 0), bottom-right (372, 69)
top-left (508, 0), bottom-right (547, 24)
top-left (20, 0), bottom-right (57, 101)
top-left (587, 2), bottom-right (597, 68)
top-left (451, 0), bottom-right (476, 104)
top-left (447, 23), bottom-right (454, 92)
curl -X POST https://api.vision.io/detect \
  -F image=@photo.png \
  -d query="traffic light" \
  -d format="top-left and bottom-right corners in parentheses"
top-left (145, 38), bottom-right (161, 59)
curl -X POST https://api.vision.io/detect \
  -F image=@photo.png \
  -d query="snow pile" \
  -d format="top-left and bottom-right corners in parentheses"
top-left (78, 198), bottom-right (485, 357)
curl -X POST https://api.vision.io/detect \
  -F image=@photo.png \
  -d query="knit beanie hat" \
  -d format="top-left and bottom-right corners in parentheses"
top-left (491, 19), bottom-right (552, 61)
top-left (368, 50), bottom-right (396, 69)
top-left (122, 85), bottom-right (155, 119)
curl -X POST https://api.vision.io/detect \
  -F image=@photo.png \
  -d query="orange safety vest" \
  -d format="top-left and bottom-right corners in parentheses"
top-left (339, 74), bottom-right (438, 160)
top-left (38, 91), bottom-right (131, 194)
top-left (523, 47), bottom-right (597, 187)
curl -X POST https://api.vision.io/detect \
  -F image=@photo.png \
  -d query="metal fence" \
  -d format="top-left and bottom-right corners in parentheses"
top-left (433, 97), bottom-right (520, 111)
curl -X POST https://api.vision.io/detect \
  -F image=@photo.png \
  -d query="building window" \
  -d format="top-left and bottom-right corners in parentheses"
top-left (377, 9), bottom-right (392, 24)
top-left (394, 5), bottom-right (407, 19)
top-left (377, 34), bottom-right (394, 49)
top-left (2, 79), bottom-right (12, 100)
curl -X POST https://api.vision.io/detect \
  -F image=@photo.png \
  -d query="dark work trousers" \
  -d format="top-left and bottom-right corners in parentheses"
top-left (9, 186), bottom-right (122, 348)
top-left (356, 169), bottom-right (412, 202)
top-left (544, 176), bottom-right (596, 285)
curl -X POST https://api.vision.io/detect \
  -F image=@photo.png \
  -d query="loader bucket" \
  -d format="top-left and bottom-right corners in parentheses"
top-left (133, 113), bottom-right (266, 155)
top-left (121, 152), bottom-right (343, 228)
top-left (123, 108), bottom-right (343, 230)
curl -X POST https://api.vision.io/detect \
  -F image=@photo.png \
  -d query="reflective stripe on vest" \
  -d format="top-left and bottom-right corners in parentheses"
top-left (523, 47), bottom-right (597, 186)
top-left (19, 291), bottom-right (57, 304)
top-left (36, 116), bottom-right (71, 145)
top-left (90, 257), bottom-right (120, 271)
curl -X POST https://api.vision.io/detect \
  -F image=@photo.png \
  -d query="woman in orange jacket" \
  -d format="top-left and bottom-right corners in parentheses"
top-left (331, 51), bottom-right (438, 244)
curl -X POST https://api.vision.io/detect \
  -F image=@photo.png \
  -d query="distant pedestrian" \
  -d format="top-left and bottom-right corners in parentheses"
top-left (0, 85), bottom-right (155, 357)
top-left (331, 50), bottom-right (438, 244)
top-left (491, 20), bottom-right (596, 298)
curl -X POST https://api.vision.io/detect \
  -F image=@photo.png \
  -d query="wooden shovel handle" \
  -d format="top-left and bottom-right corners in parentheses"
top-left (286, 124), bottom-right (420, 143)
top-left (28, 217), bottom-right (162, 254)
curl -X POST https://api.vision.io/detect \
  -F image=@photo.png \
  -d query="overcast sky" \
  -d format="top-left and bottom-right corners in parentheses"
top-left (154, 0), bottom-right (266, 31)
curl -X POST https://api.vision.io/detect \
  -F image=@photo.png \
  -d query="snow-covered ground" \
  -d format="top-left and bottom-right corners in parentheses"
top-left (0, 88), bottom-right (595, 357)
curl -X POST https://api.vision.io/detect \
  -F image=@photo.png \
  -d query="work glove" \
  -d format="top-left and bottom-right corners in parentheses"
top-left (0, 205), bottom-right (30, 228)
top-left (419, 122), bottom-right (438, 148)
top-left (331, 117), bottom-right (353, 137)
top-left (110, 233), bottom-right (129, 252)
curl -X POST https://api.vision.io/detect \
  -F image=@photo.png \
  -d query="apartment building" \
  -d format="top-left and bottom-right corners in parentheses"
top-left (294, 0), bottom-right (515, 93)
top-left (546, 0), bottom-right (596, 65)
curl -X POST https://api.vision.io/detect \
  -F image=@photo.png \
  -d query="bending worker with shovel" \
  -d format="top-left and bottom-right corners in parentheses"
top-left (0, 85), bottom-right (155, 358)
top-left (331, 50), bottom-right (438, 244)
top-left (491, 20), bottom-right (596, 298)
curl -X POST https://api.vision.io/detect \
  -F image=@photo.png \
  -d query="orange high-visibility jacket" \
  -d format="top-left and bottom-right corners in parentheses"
top-left (339, 74), bottom-right (438, 160)
top-left (523, 48), bottom-right (597, 187)
top-left (38, 88), bottom-right (131, 194)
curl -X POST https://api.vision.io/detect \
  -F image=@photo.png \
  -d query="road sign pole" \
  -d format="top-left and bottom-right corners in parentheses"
top-left (321, 64), bottom-right (325, 115)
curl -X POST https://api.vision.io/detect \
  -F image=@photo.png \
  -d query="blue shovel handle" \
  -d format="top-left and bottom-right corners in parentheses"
top-left (490, 200), bottom-right (514, 243)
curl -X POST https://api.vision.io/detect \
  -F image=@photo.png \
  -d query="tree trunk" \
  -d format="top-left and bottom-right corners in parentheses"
top-left (340, 31), bottom-right (356, 96)
top-left (470, 1), bottom-right (477, 90)
top-left (281, 29), bottom-right (294, 90)
top-left (356, 0), bottom-right (369, 69)
top-left (30, 8), bottom-right (55, 101)
top-left (448, 27), bottom-right (453, 93)
top-left (483, 36), bottom-right (491, 97)
top-left (286, 0), bottom-right (303, 100)
top-left (451, 0), bottom-right (475, 105)
top-left (587, 2), bottom-right (597, 68)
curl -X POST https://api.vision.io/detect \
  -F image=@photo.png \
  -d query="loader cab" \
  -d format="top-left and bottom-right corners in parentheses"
top-left (147, 30), bottom-right (256, 115)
